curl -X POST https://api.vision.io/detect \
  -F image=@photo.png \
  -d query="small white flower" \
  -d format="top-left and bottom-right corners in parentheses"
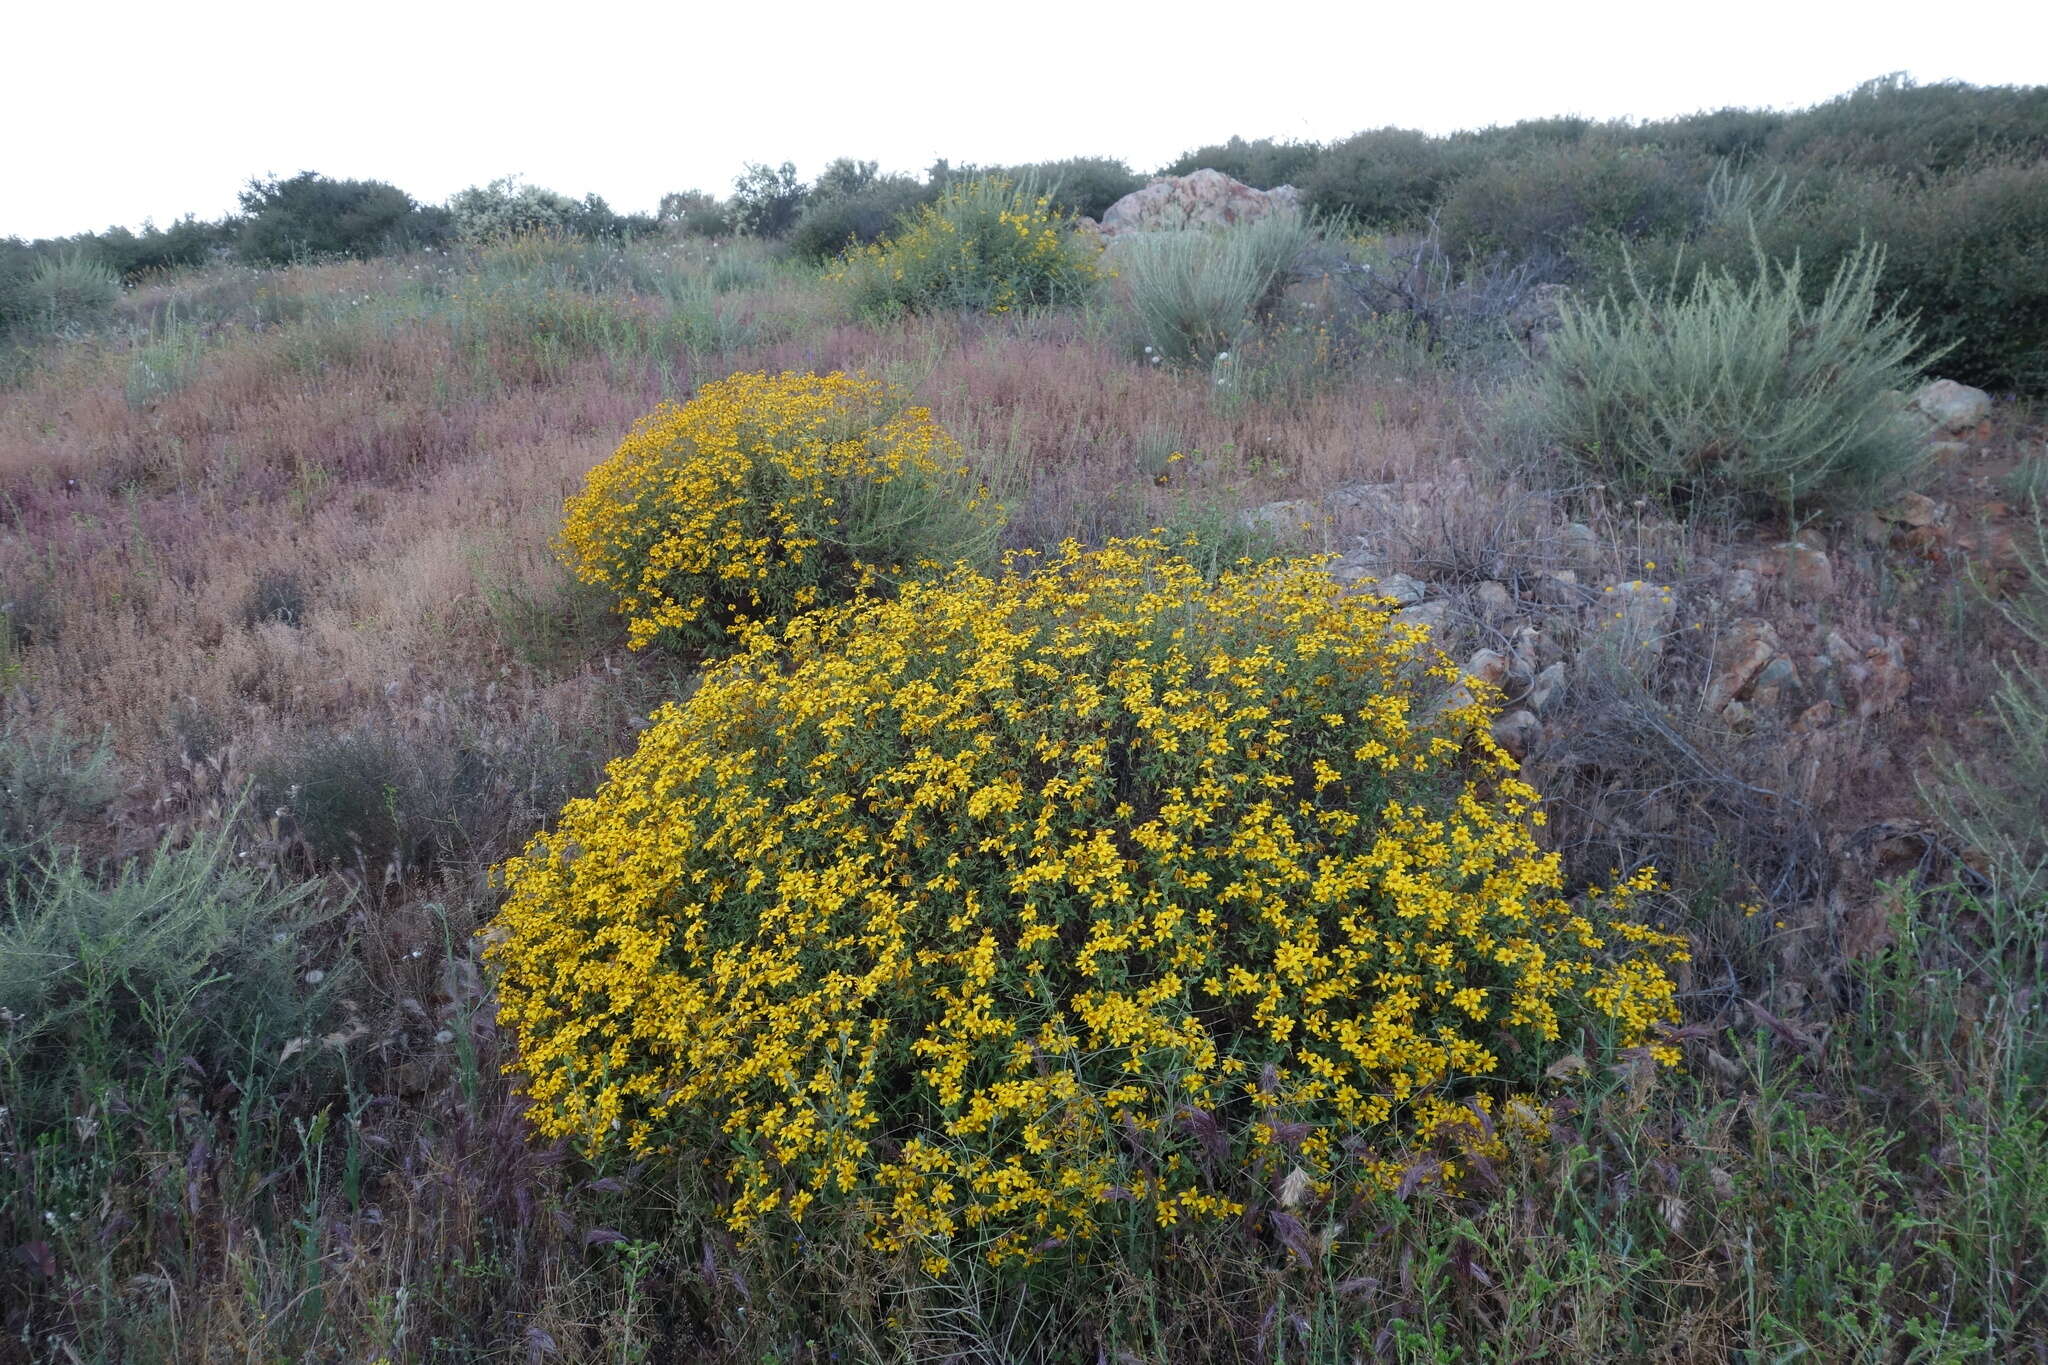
top-left (434, 1028), bottom-right (455, 1045)
top-left (304, 969), bottom-right (325, 985)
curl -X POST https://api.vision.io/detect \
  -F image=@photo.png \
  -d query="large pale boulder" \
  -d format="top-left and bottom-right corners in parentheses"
top-left (1099, 169), bottom-right (1303, 236)
top-left (1909, 378), bottom-right (1993, 436)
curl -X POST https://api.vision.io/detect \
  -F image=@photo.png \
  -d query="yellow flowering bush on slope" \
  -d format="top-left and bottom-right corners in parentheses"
top-left (488, 538), bottom-right (1686, 1271)
top-left (831, 177), bottom-right (1101, 317)
top-left (559, 371), bottom-right (1000, 652)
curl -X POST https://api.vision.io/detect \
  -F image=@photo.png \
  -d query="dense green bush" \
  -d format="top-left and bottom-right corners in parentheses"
top-left (657, 188), bottom-right (732, 236)
top-left (1438, 142), bottom-right (1702, 276)
top-left (1510, 245), bottom-right (1927, 520)
top-left (1303, 127), bottom-right (1475, 227)
top-left (1765, 73), bottom-right (2048, 178)
top-left (88, 216), bottom-right (232, 279)
top-left (1161, 135), bottom-right (1322, 189)
top-left (787, 176), bottom-right (932, 260)
top-left (730, 161), bottom-right (808, 237)
top-left (237, 172), bottom-right (428, 264)
top-left (1002, 156), bottom-right (1145, 218)
top-left (1640, 106), bottom-right (1787, 160)
top-left (1607, 158), bottom-right (2048, 393)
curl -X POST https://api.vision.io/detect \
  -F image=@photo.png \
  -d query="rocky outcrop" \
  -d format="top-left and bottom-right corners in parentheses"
top-left (1099, 170), bottom-right (1303, 236)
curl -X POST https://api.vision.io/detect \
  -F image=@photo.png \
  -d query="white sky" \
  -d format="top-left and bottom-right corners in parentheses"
top-left (5, 0), bottom-right (2045, 240)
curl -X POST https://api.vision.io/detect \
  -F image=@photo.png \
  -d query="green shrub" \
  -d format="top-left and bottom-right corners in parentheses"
top-left (0, 721), bottom-right (113, 892)
top-left (1303, 127), bottom-right (1475, 228)
top-left (90, 216), bottom-right (232, 280)
top-left (1608, 158), bottom-right (2048, 393)
top-left (237, 172), bottom-right (425, 264)
top-left (448, 177), bottom-right (645, 244)
top-left (1765, 73), bottom-right (2048, 179)
top-left (1438, 142), bottom-right (1703, 276)
top-left (787, 176), bottom-right (933, 260)
top-left (1161, 135), bottom-right (1322, 189)
top-left (1000, 156), bottom-right (1145, 218)
top-left (658, 189), bottom-right (732, 237)
top-left (23, 249), bottom-right (121, 331)
top-left (1641, 106), bottom-right (1787, 160)
top-left (1509, 244), bottom-right (1927, 520)
top-left (730, 161), bottom-right (809, 238)
top-left (0, 824), bottom-right (336, 1126)
top-left (1114, 210), bottom-right (1312, 363)
top-left (832, 178), bottom-right (1100, 317)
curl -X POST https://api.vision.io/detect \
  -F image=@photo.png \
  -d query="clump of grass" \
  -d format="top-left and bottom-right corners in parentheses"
top-left (0, 820), bottom-right (340, 1133)
top-left (1509, 243), bottom-right (1929, 521)
top-left (1114, 210), bottom-right (1312, 364)
top-left (0, 719), bottom-right (114, 891)
top-left (240, 567), bottom-right (310, 628)
top-left (1924, 512), bottom-right (2048, 903)
top-left (24, 250), bottom-right (122, 333)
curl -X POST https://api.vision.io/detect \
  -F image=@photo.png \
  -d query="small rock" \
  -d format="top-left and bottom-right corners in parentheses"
top-left (1326, 547), bottom-right (1375, 586)
top-left (1884, 492), bottom-right (1942, 528)
top-left (1529, 661), bottom-right (1568, 715)
top-left (1368, 573), bottom-right (1427, 607)
top-left (1475, 580), bottom-right (1512, 624)
top-left (1491, 710), bottom-right (1542, 760)
top-left (1721, 699), bottom-right (1755, 734)
top-left (1705, 619), bottom-right (1782, 715)
top-left (1772, 543), bottom-right (1835, 601)
top-left (1795, 700), bottom-right (1835, 731)
top-left (1749, 655), bottom-right (1803, 711)
top-left (1532, 569), bottom-right (1581, 606)
top-left (1910, 378), bottom-right (1993, 436)
top-left (1466, 648), bottom-right (1510, 687)
top-left (1509, 624), bottom-right (1554, 675)
top-left (1393, 598), bottom-right (1448, 640)
top-left (1826, 630), bottom-right (1911, 720)
top-left (1723, 568), bottom-right (1760, 611)
top-left (1240, 499), bottom-right (1321, 535)
top-left (1587, 579), bottom-right (1677, 677)
top-left (1927, 440), bottom-right (1973, 461)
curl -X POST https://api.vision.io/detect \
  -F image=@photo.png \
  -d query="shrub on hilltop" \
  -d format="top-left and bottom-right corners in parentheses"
top-left (831, 177), bottom-right (1101, 316)
top-left (557, 370), bottom-right (1002, 654)
top-left (236, 171), bottom-right (434, 264)
top-left (487, 537), bottom-right (1686, 1274)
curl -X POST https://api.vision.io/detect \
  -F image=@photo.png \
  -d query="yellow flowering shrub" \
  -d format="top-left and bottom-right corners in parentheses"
top-left (488, 538), bottom-right (1686, 1269)
top-left (831, 177), bottom-right (1101, 317)
top-left (558, 371), bottom-right (1000, 652)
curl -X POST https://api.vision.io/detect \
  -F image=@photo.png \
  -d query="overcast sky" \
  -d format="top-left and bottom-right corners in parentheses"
top-left (5, 0), bottom-right (2044, 240)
